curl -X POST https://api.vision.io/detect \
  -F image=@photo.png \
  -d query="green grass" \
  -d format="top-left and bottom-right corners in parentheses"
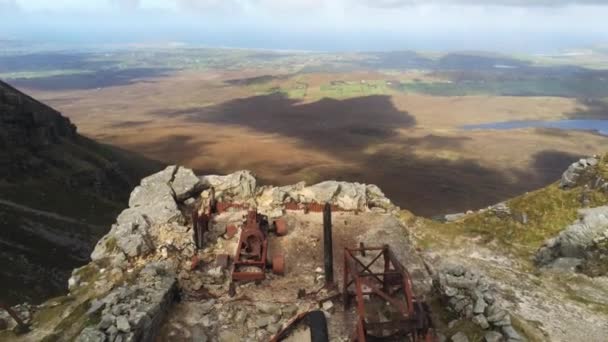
top-left (0, 69), bottom-right (93, 80)
top-left (398, 78), bottom-right (608, 97)
top-left (412, 155), bottom-right (608, 260)
top-left (318, 80), bottom-right (390, 99)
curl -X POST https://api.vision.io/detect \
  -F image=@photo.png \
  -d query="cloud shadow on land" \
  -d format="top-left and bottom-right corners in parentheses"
top-left (149, 94), bottom-right (585, 216)
top-left (154, 93), bottom-right (416, 152)
top-left (8, 67), bottom-right (172, 91)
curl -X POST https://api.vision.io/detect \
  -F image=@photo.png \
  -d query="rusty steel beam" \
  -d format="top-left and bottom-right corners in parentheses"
top-left (323, 203), bottom-right (334, 284)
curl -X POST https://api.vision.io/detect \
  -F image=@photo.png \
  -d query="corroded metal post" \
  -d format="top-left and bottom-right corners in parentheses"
top-left (323, 202), bottom-right (334, 284)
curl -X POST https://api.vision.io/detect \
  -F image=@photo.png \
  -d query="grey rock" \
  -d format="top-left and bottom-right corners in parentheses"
top-left (256, 302), bottom-right (281, 315)
top-left (76, 327), bottom-right (107, 342)
top-left (171, 167), bottom-right (203, 201)
top-left (445, 265), bottom-right (466, 277)
top-left (255, 315), bottom-right (274, 328)
top-left (473, 298), bottom-right (487, 314)
top-left (536, 206), bottom-right (608, 266)
top-left (484, 331), bottom-right (505, 342)
top-left (282, 305), bottom-right (298, 317)
top-left (483, 292), bottom-right (496, 304)
top-left (267, 323), bottom-right (282, 334)
top-left (446, 274), bottom-right (478, 290)
top-left (486, 310), bottom-right (508, 323)
top-left (445, 213), bottom-right (466, 222)
top-left (219, 331), bottom-right (240, 342)
top-left (473, 314), bottom-right (490, 329)
top-left (98, 314), bottom-right (115, 330)
top-left (451, 331), bottom-right (469, 342)
top-left (200, 170), bottom-right (257, 201)
top-left (199, 300), bottom-right (216, 314)
top-left (191, 325), bottom-right (208, 342)
top-left (560, 157), bottom-right (598, 188)
top-left (445, 286), bottom-right (459, 297)
top-left (493, 315), bottom-right (511, 327)
top-left (490, 202), bottom-right (511, 218)
top-left (502, 325), bottom-right (523, 341)
top-left (116, 315), bottom-right (131, 333)
top-left (106, 326), bottom-right (119, 341)
top-left (129, 181), bottom-right (174, 208)
top-left (87, 299), bottom-right (106, 316)
top-left (0, 318), bottom-right (7, 331)
top-left (116, 232), bottom-right (151, 258)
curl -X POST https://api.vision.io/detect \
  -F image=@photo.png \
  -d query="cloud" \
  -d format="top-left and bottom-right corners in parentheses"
top-left (359, 0), bottom-right (608, 7)
top-left (0, 0), bottom-right (20, 13)
top-left (109, 0), bottom-right (140, 10)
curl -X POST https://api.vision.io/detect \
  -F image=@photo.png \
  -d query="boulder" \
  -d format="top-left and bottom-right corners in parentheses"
top-left (560, 157), bottom-right (599, 188)
top-left (171, 167), bottom-right (203, 202)
top-left (536, 206), bottom-right (608, 265)
top-left (140, 165), bottom-right (177, 187)
top-left (484, 331), bottom-right (505, 342)
top-left (129, 182), bottom-right (174, 208)
top-left (75, 327), bottom-right (106, 342)
top-left (200, 170), bottom-right (257, 202)
top-left (451, 331), bottom-right (469, 342)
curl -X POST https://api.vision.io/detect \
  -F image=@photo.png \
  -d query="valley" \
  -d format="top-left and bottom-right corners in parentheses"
top-left (4, 46), bottom-right (608, 216)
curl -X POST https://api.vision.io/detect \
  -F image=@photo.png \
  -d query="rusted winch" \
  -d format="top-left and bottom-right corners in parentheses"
top-left (231, 210), bottom-right (287, 281)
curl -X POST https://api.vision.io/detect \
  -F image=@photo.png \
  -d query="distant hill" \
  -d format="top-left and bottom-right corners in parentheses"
top-left (0, 80), bottom-right (164, 304)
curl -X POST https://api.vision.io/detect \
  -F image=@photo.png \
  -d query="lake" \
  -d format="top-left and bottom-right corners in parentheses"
top-left (462, 119), bottom-right (608, 136)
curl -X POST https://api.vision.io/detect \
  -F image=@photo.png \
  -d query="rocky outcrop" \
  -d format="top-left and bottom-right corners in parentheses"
top-left (434, 265), bottom-right (524, 342)
top-left (89, 167), bottom-right (397, 269)
top-left (559, 156), bottom-right (603, 189)
top-left (536, 206), bottom-right (608, 272)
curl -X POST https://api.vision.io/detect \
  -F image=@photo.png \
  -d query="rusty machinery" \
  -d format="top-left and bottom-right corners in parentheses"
top-left (231, 210), bottom-right (288, 281)
top-left (343, 244), bottom-right (434, 342)
top-left (0, 303), bottom-right (30, 334)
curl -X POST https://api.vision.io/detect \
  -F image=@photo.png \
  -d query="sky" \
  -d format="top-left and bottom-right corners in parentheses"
top-left (1, 0), bottom-right (608, 52)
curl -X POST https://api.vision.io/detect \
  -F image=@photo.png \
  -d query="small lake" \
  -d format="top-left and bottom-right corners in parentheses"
top-left (462, 119), bottom-right (608, 136)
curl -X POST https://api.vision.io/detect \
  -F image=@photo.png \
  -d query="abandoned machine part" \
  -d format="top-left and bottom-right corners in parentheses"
top-left (231, 210), bottom-right (287, 281)
top-left (192, 209), bottom-right (209, 250)
top-left (323, 203), bottom-right (334, 284)
top-left (343, 244), bottom-right (435, 342)
top-left (0, 303), bottom-right (30, 334)
top-left (270, 310), bottom-right (329, 342)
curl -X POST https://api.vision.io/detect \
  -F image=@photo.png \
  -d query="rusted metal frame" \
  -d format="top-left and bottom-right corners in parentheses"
top-left (344, 249), bottom-right (386, 291)
top-left (0, 304), bottom-right (27, 330)
top-left (354, 276), bottom-right (368, 342)
top-left (357, 276), bottom-right (408, 317)
top-left (386, 247), bottom-right (416, 316)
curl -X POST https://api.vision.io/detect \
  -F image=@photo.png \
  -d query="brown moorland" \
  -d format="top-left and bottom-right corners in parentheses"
top-left (19, 70), bottom-right (608, 216)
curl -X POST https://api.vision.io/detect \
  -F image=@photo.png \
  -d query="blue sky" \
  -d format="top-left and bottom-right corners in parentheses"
top-left (2, 0), bottom-right (608, 52)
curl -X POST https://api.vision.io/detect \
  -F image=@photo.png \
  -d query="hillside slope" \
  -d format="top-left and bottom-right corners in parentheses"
top-left (0, 80), bottom-right (163, 304)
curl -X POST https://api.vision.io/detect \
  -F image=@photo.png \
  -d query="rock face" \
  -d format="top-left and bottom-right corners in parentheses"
top-left (536, 206), bottom-right (608, 268)
top-left (0, 80), bottom-right (76, 152)
top-left (434, 265), bottom-right (523, 342)
top-left (0, 81), bottom-right (162, 305)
